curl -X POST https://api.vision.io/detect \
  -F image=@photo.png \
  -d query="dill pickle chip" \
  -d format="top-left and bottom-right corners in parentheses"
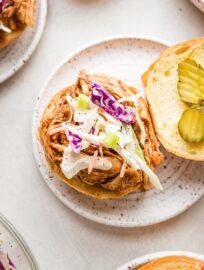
top-left (178, 108), bottom-right (204, 142)
top-left (178, 58), bottom-right (204, 104)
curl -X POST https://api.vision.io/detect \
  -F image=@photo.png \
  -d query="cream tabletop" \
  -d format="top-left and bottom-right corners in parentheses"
top-left (0, 0), bottom-right (204, 269)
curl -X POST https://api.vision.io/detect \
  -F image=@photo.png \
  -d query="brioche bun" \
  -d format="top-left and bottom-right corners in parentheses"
top-left (0, 27), bottom-right (25, 49)
top-left (142, 38), bottom-right (204, 160)
top-left (138, 255), bottom-right (204, 269)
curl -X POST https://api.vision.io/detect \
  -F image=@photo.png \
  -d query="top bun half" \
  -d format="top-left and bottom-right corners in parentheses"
top-left (142, 37), bottom-right (204, 160)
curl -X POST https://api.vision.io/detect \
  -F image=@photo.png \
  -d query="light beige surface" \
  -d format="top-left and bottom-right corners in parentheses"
top-left (0, 0), bottom-right (204, 269)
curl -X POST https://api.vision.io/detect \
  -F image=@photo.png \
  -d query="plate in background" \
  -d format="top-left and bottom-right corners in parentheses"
top-left (0, 0), bottom-right (47, 83)
top-left (32, 36), bottom-right (204, 227)
top-left (190, 0), bottom-right (204, 12)
top-left (0, 214), bottom-right (39, 270)
top-left (117, 251), bottom-right (204, 269)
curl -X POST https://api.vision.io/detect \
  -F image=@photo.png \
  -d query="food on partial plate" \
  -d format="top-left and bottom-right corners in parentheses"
top-left (0, 0), bottom-right (35, 49)
top-left (135, 256), bottom-right (204, 269)
top-left (142, 37), bottom-right (204, 160)
top-left (0, 251), bottom-right (16, 270)
top-left (38, 70), bottom-right (163, 199)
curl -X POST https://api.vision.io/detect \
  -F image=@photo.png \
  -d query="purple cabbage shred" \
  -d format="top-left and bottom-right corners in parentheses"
top-left (0, 0), bottom-right (6, 16)
top-left (91, 82), bottom-right (135, 124)
top-left (64, 128), bottom-right (82, 153)
top-left (90, 127), bottom-right (99, 148)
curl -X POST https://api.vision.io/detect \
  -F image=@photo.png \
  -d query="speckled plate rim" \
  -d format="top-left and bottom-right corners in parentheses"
top-left (0, 214), bottom-right (39, 270)
top-left (0, 0), bottom-right (47, 83)
top-left (117, 251), bottom-right (204, 270)
top-left (32, 35), bottom-right (204, 228)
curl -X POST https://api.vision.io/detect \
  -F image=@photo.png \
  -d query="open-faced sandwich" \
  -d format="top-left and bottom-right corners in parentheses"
top-left (143, 37), bottom-right (204, 160)
top-left (0, 0), bottom-right (35, 49)
top-left (136, 256), bottom-right (204, 270)
top-left (38, 70), bottom-right (163, 199)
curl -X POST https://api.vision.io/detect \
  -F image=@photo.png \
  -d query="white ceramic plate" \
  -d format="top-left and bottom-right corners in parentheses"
top-left (190, 0), bottom-right (204, 12)
top-left (0, 0), bottom-right (47, 83)
top-left (32, 36), bottom-right (204, 227)
top-left (117, 251), bottom-right (204, 270)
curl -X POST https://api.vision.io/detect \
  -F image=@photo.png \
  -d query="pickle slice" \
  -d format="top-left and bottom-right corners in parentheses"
top-left (178, 108), bottom-right (204, 142)
top-left (178, 58), bottom-right (204, 104)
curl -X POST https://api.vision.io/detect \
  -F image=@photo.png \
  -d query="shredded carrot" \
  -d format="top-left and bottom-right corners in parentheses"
top-left (88, 150), bottom-right (98, 174)
top-left (120, 162), bottom-right (127, 178)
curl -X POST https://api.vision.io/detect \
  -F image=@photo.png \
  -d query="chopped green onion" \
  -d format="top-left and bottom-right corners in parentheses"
top-left (103, 132), bottom-right (120, 147)
top-left (77, 94), bottom-right (90, 110)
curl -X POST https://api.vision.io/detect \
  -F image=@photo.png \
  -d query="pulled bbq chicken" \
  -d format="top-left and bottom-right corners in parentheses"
top-left (1, 0), bottom-right (35, 30)
top-left (39, 71), bottom-right (163, 193)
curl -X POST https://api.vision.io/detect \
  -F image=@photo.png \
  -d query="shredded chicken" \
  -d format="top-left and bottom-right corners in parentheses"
top-left (39, 71), bottom-right (163, 193)
top-left (1, 0), bottom-right (35, 30)
top-left (136, 97), bottom-right (163, 189)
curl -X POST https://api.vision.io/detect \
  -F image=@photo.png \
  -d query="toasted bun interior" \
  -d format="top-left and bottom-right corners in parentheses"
top-left (143, 38), bottom-right (204, 160)
top-left (138, 256), bottom-right (204, 270)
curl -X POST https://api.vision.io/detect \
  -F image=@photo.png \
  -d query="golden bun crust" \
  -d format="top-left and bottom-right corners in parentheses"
top-left (0, 27), bottom-right (24, 49)
top-left (138, 256), bottom-right (204, 270)
top-left (142, 37), bottom-right (204, 160)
